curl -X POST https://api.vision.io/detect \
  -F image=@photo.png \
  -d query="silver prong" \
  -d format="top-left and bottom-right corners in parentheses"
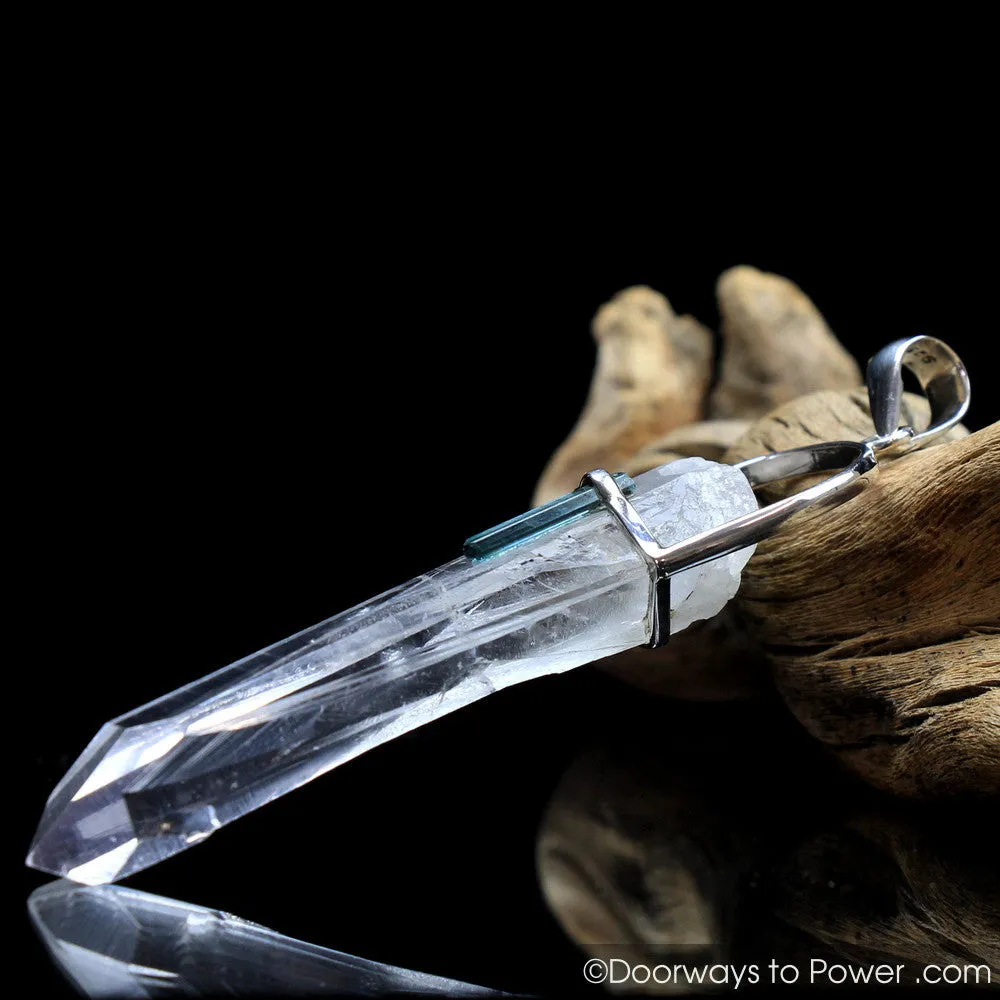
top-left (579, 469), bottom-right (673, 648)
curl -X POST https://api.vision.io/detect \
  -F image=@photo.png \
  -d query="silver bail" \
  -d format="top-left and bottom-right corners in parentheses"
top-left (866, 335), bottom-right (970, 450)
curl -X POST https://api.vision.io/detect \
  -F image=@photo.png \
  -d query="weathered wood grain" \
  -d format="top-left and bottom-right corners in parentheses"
top-left (533, 286), bottom-right (712, 505)
top-left (726, 402), bottom-right (998, 798)
top-left (710, 265), bottom-right (861, 419)
top-left (531, 268), bottom-right (996, 794)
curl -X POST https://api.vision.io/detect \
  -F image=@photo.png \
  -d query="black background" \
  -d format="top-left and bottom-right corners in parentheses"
top-left (19, 72), bottom-right (1000, 995)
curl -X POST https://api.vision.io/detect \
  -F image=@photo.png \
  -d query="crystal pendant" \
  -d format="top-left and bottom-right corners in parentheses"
top-left (27, 458), bottom-right (758, 883)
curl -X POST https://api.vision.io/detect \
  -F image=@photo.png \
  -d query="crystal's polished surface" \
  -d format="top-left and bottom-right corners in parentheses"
top-left (27, 458), bottom-right (758, 884)
top-left (29, 880), bottom-right (506, 997)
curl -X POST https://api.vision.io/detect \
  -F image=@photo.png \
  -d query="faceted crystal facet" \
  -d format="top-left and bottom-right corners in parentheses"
top-left (29, 880), bottom-right (506, 996)
top-left (27, 458), bottom-right (757, 883)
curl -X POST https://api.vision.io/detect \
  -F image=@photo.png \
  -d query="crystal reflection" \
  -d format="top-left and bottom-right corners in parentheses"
top-left (537, 698), bottom-right (1000, 991)
top-left (28, 880), bottom-right (507, 997)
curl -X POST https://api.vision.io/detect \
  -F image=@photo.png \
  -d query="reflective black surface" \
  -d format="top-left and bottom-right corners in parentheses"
top-left (26, 682), bottom-right (999, 995)
top-left (538, 694), bottom-right (999, 990)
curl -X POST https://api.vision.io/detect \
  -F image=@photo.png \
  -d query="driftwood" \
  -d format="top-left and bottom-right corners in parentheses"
top-left (537, 707), bottom-right (999, 994)
top-left (628, 419), bottom-right (751, 473)
top-left (533, 266), bottom-right (999, 797)
top-left (710, 266), bottom-right (861, 418)
top-left (534, 287), bottom-right (713, 505)
top-left (726, 403), bottom-right (998, 797)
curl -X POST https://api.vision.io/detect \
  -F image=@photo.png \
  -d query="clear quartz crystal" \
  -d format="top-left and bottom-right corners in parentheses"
top-left (28, 458), bottom-right (758, 884)
top-left (29, 880), bottom-right (506, 996)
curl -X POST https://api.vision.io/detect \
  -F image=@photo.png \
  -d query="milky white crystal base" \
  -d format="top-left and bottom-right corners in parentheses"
top-left (28, 458), bottom-right (757, 883)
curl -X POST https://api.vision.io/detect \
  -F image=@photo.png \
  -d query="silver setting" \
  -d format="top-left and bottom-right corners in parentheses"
top-left (579, 470), bottom-right (674, 647)
top-left (581, 335), bottom-right (971, 648)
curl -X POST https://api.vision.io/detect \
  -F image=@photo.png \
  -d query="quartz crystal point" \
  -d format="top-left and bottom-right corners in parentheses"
top-left (29, 880), bottom-right (508, 996)
top-left (27, 458), bottom-right (758, 884)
